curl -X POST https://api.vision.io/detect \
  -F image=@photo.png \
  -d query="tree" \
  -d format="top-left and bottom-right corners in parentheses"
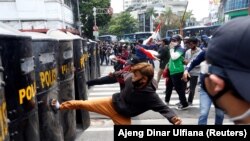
top-left (145, 7), bottom-right (156, 19)
top-left (160, 8), bottom-right (180, 37)
top-left (179, 10), bottom-right (194, 27)
top-left (107, 12), bottom-right (138, 36)
top-left (79, 0), bottom-right (112, 39)
top-left (160, 7), bottom-right (195, 37)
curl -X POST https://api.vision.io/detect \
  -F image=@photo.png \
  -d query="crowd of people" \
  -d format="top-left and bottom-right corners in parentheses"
top-left (51, 17), bottom-right (250, 125)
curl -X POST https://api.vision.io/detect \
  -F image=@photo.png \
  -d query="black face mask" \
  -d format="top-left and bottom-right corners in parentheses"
top-left (200, 73), bottom-right (229, 109)
top-left (132, 78), bottom-right (144, 88)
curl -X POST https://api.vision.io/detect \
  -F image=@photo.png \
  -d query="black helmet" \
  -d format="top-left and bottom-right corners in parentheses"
top-left (171, 34), bottom-right (182, 41)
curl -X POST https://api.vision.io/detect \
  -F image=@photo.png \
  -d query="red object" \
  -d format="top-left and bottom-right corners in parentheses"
top-left (162, 68), bottom-right (169, 78)
top-left (116, 57), bottom-right (127, 65)
top-left (137, 46), bottom-right (155, 59)
top-left (154, 22), bottom-right (161, 33)
top-left (144, 22), bottom-right (162, 45)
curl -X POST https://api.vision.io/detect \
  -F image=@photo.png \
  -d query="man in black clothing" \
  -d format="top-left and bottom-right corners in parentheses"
top-left (156, 38), bottom-right (170, 83)
top-left (51, 62), bottom-right (182, 125)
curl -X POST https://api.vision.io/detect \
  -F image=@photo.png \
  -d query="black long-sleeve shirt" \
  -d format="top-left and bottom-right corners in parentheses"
top-left (112, 73), bottom-right (177, 123)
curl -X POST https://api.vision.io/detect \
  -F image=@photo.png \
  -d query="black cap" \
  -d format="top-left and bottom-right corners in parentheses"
top-left (171, 34), bottom-right (182, 41)
top-left (206, 17), bottom-right (250, 102)
top-left (127, 55), bottom-right (142, 65)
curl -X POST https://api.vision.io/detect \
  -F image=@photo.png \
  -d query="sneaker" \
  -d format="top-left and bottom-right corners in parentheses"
top-left (177, 105), bottom-right (189, 110)
top-left (165, 102), bottom-right (170, 106)
top-left (188, 102), bottom-right (193, 106)
top-left (175, 102), bottom-right (182, 107)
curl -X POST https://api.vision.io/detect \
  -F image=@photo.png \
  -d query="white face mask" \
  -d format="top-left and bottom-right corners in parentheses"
top-left (229, 108), bottom-right (250, 123)
top-left (170, 42), bottom-right (178, 48)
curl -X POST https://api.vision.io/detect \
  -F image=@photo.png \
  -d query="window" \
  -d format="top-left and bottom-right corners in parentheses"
top-left (225, 0), bottom-right (249, 12)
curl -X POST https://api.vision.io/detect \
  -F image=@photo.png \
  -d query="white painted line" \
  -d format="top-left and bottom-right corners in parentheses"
top-left (85, 127), bottom-right (113, 132)
top-left (91, 87), bottom-right (120, 91)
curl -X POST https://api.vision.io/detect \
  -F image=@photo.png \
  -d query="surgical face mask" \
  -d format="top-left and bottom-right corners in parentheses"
top-left (230, 109), bottom-right (250, 124)
top-left (170, 42), bottom-right (178, 48)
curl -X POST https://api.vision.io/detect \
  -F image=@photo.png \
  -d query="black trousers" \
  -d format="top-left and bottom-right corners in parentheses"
top-left (165, 72), bottom-right (188, 107)
top-left (187, 75), bottom-right (198, 103)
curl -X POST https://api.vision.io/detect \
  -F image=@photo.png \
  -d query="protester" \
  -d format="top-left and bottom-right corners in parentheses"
top-left (183, 37), bottom-right (202, 105)
top-left (165, 35), bottom-right (189, 110)
top-left (156, 38), bottom-right (170, 83)
top-left (87, 55), bottom-right (143, 90)
top-left (203, 17), bottom-right (250, 124)
top-left (51, 63), bottom-right (182, 125)
top-left (182, 49), bottom-right (224, 125)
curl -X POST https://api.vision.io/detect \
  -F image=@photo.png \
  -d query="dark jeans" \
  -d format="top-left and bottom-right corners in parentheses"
top-left (187, 75), bottom-right (198, 104)
top-left (100, 54), bottom-right (105, 65)
top-left (165, 72), bottom-right (188, 107)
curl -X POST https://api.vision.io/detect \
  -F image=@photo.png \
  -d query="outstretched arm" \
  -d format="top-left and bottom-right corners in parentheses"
top-left (151, 96), bottom-right (182, 125)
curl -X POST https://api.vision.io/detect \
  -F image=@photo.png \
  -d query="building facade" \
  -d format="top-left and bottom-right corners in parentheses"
top-left (127, 0), bottom-right (188, 32)
top-left (124, 0), bottom-right (163, 10)
top-left (0, 0), bottom-right (80, 34)
top-left (163, 0), bottom-right (188, 16)
top-left (223, 0), bottom-right (249, 21)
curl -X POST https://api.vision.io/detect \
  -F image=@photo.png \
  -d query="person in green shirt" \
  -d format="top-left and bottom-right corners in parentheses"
top-left (165, 35), bottom-right (189, 110)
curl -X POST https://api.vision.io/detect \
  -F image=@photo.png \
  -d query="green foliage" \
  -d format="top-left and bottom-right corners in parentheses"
top-left (160, 8), bottom-right (195, 37)
top-left (107, 12), bottom-right (138, 36)
top-left (145, 7), bottom-right (156, 19)
top-left (79, 0), bottom-right (112, 39)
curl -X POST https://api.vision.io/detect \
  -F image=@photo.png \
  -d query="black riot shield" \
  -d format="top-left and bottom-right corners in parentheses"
top-left (95, 43), bottom-right (101, 77)
top-left (47, 30), bottom-right (76, 141)
top-left (67, 33), bottom-right (90, 131)
top-left (25, 32), bottom-right (64, 141)
top-left (89, 41), bottom-right (97, 80)
top-left (0, 43), bottom-right (9, 141)
top-left (0, 23), bottom-right (39, 141)
top-left (83, 40), bottom-right (90, 82)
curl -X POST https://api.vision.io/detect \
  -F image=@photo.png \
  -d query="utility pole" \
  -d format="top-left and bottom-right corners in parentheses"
top-left (180, 1), bottom-right (189, 37)
top-left (93, 7), bottom-right (98, 40)
top-left (92, 6), bottom-right (113, 40)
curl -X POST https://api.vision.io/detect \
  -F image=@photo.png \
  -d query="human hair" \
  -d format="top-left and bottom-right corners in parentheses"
top-left (130, 62), bottom-right (154, 82)
top-left (162, 38), bottom-right (170, 45)
top-left (137, 39), bottom-right (143, 44)
top-left (188, 37), bottom-right (198, 44)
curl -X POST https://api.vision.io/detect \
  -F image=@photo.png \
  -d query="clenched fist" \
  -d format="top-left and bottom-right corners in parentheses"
top-left (171, 116), bottom-right (182, 125)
